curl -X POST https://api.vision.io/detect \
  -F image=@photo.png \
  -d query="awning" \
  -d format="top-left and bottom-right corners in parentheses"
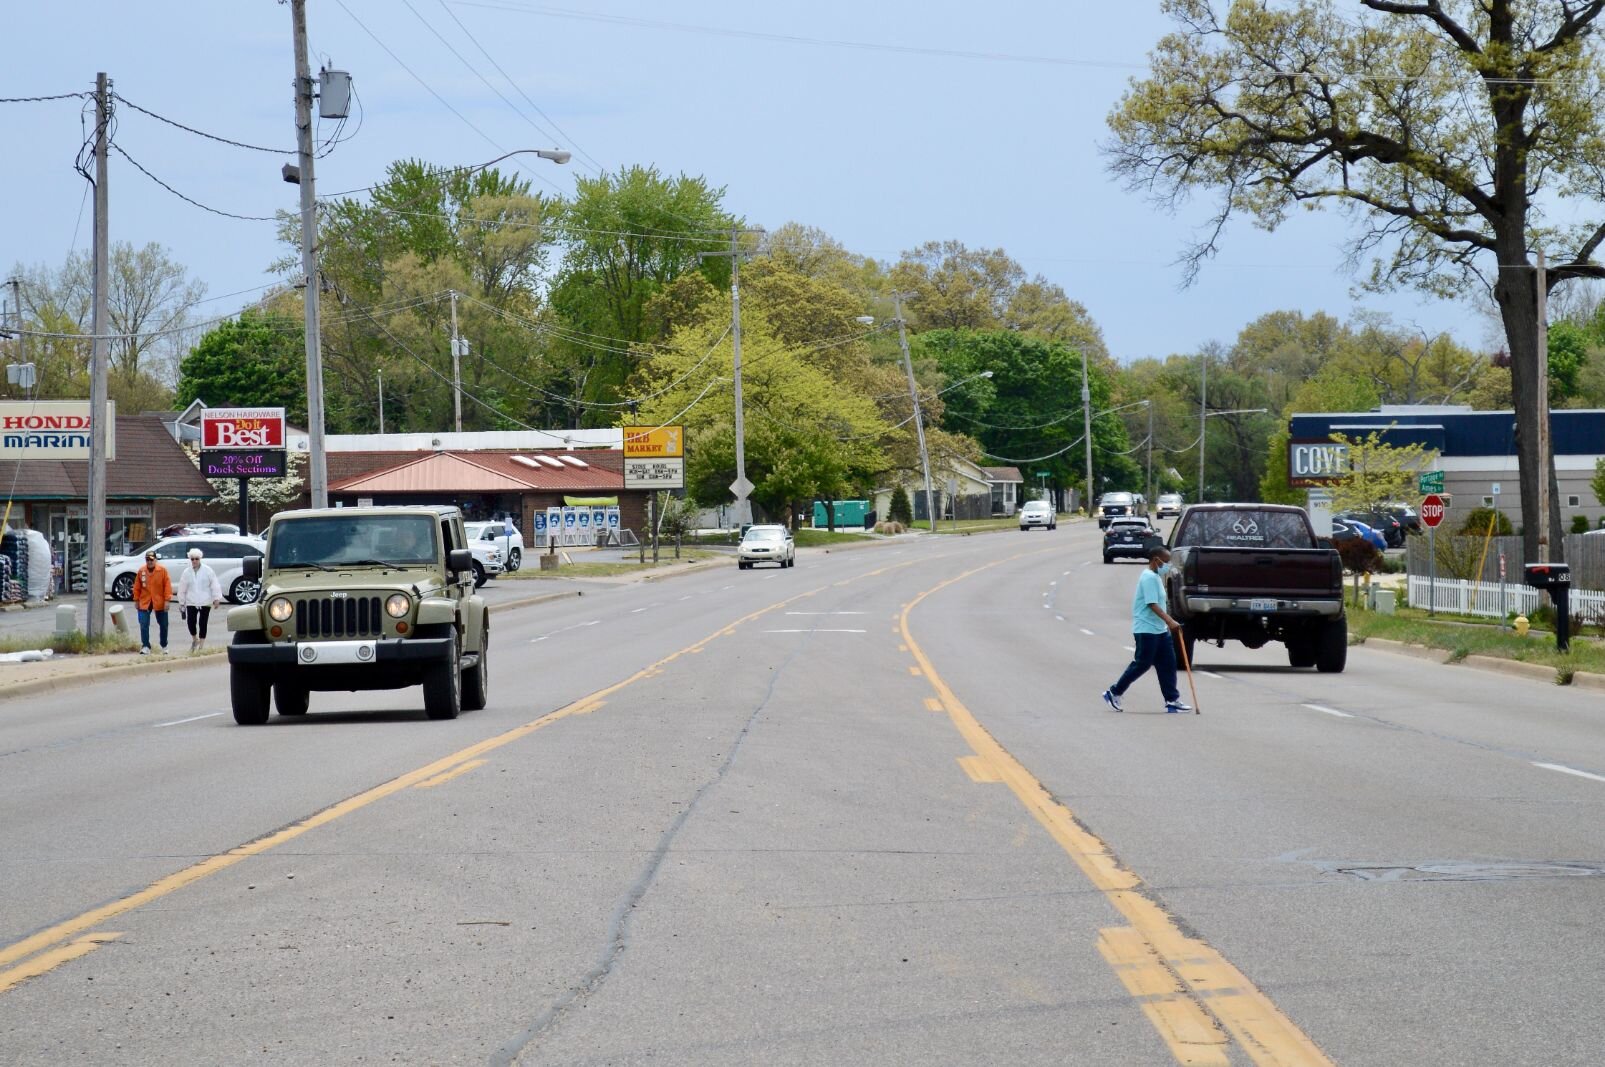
top-left (563, 495), bottom-right (618, 506)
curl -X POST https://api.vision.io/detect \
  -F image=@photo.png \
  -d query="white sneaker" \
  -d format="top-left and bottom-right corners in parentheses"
top-left (140, 647), bottom-right (150, 656)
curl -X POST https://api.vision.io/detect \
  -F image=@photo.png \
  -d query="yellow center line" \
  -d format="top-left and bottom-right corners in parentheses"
top-left (0, 933), bottom-right (123, 995)
top-left (0, 550), bottom-right (948, 990)
top-left (901, 554), bottom-right (1336, 1067)
top-left (415, 758), bottom-right (488, 788)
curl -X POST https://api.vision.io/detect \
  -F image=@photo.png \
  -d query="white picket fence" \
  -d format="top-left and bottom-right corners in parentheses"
top-left (1406, 574), bottom-right (1605, 620)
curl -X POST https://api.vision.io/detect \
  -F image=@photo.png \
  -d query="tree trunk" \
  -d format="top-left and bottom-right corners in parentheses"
top-left (1494, 263), bottom-right (1565, 565)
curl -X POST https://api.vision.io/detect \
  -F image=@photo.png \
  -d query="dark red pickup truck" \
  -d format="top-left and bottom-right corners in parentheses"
top-left (1165, 504), bottom-right (1347, 672)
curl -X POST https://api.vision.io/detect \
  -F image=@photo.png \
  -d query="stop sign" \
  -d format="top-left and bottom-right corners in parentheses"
top-left (1421, 493), bottom-right (1447, 528)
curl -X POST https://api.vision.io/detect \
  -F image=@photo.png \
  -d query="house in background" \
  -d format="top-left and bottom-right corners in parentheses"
top-left (873, 456), bottom-right (998, 523)
top-left (982, 466), bottom-right (1024, 516)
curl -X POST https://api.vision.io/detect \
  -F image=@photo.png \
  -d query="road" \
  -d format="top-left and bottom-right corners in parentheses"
top-left (1, 524), bottom-right (1602, 1065)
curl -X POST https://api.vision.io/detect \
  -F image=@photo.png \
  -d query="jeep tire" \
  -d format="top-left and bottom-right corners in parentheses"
top-left (424, 637), bottom-right (462, 719)
top-left (1314, 616), bottom-right (1348, 673)
top-left (231, 668), bottom-right (271, 725)
top-left (462, 623), bottom-right (489, 711)
top-left (274, 683), bottom-right (310, 716)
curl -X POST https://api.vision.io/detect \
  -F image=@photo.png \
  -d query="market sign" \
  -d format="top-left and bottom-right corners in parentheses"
top-left (0, 400), bottom-right (115, 460)
top-left (202, 450), bottom-right (287, 478)
top-left (623, 425), bottom-right (684, 459)
top-left (1287, 439), bottom-right (1350, 486)
top-left (623, 424), bottom-right (685, 489)
top-left (201, 407), bottom-right (285, 449)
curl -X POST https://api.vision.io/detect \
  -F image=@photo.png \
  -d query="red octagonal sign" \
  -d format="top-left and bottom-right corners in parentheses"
top-left (1421, 493), bottom-right (1447, 529)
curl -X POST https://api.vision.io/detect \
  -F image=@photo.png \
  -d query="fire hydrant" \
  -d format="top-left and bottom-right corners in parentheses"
top-left (1513, 615), bottom-right (1530, 637)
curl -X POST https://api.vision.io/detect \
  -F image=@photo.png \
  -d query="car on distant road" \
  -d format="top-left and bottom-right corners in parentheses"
top-left (1337, 509), bottom-right (1405, 548)
top-left (1103, 517), bottom-right (1162, 563)
top-left (1095, 492), bottom-right (1137, 528)
top-left (1156, 493), bottom-right (1184, 519)
top-left (1329, 518), bottom-right (1388, 552)
top-left (1018, 500), bottom-right (1057, 531)
top-left (108, 533), bottom-right (267, 604)
top-left (466, 520), bottom-right (525, 572)
top-left (737, 524), bottom-right (794, 569)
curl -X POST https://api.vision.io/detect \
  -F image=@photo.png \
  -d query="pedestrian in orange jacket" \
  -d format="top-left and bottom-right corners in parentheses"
top-left (132, 550), bottom-right (173, 654)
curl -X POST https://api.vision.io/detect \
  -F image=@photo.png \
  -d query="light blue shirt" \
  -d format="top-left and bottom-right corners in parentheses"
top-left (1131, 567), bottom-right (1169, 635)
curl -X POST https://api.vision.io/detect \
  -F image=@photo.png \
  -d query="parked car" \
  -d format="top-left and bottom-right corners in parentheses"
top-left (737, 524), bottom-right (794, 569)
top-left (1156, 493), bottom-right (1184, 519)
top-left (466, 538), bottom-right (503, 588)
top-left (1329, 518), bottom-right (1387, 552)
top-left (1095, 492), bottom-right (1137, 528)
top-left (158, 522), bottom-right (241, 538)
top-left (1382, 502), bottom-right (1422, 535)
top-left (1166, 504), bottom-right (1347, 672)
top-left (107, 534), bottom-right (267, 604)
top-left (465, 520), bottom-right (524, 572)
top-left (1337, 509), bottom-right (1405, 548)
top-left (1103, 517), bottom-right (1162, 563)
top-left (1019, 499), bottom-right (1057, 531)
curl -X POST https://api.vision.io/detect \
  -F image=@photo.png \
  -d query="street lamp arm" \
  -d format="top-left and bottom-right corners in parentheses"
top-left (456, 148), bottom-right (571, 174)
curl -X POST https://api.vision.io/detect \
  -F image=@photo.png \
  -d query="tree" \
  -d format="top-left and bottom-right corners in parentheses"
top-left (888, 485), bottom-right (913, 525)
top-left (1593, 456), bottom-right (1605, 512)
top-left (1327, 431), bottom-right (1438, 515)
top-left (1260, 367), bottom-right (1382, 503)
top-left (177, 310), bottom-right (308, 425)
top-left (1108, 0), bottom-right (1605, 563)
top-left (889, 241), bottom-right (1026, 331)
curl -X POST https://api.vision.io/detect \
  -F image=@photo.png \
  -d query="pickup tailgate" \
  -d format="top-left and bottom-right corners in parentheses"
top-left (1189, 546), bottom-right (1339, 599)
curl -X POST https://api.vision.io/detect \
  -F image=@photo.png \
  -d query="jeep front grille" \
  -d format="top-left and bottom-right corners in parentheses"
top-left (295, 596), bottom-right (384, 638)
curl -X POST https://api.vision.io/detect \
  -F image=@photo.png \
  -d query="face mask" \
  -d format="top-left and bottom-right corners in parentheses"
top-left (1156, 562), bottom-right (1171, 576)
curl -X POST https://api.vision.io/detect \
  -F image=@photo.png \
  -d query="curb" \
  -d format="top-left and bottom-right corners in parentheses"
top-left (1359, 637), bottom-right (1452, 663)
top-left (1461, 653), bottom-right (1562, 685)
top-left (1570, 671), bottom-right (1605, 692)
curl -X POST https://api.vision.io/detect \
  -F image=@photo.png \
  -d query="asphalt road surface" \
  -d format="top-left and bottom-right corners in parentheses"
top-left (2, 525), bottom-right (1602, 1065)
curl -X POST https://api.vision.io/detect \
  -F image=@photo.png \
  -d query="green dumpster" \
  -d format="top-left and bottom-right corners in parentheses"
top-left (812, 500), bottom-right (871, 529)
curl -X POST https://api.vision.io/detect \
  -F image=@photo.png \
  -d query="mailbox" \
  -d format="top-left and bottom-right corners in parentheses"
top-left (1522, 562), bottom-right (1570, 590)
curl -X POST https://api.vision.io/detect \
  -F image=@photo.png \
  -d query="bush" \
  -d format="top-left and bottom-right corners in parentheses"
top-left (1458, 506), bottom-right (1512, 536)
top-left (1571, 514), bottom-right (1591, 534)
top-left (1337, 538), bottom-right (1383, 575)
top-left (874, 521), bottom-right (905, 535)
top-left (888, 485), bottom-right (913, 525)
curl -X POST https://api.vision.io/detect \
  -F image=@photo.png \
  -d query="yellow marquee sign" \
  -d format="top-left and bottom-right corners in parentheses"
top-left (623, 425), bottom-right (684, 459)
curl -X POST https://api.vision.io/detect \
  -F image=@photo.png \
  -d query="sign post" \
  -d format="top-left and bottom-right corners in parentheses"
top-left (1421, 493), bottom-right (1446, 616)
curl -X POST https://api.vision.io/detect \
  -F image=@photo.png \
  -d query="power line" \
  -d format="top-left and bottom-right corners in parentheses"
top-left (110, 143), bottom-right (279, 222)
top-left (0, 92), bottom-right (87, 103)
top-left (433, 0), bottom-right (607, 174)
top-left (111, 93), bottom-right (295, 154)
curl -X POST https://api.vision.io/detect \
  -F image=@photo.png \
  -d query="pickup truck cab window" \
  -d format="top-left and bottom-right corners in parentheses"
top-left (1173, 509), bottom-right (1315, 549)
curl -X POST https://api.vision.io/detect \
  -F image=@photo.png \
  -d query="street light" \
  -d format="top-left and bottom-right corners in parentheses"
top-left (456, 148), bottom-right (571, 172)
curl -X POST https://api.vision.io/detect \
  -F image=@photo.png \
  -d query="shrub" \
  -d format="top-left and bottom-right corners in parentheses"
top-left (1337, 538), bottom-right (1383, 575)
top-left (874, 521), bottom-right (905, 535)
top-left (1570, 514), bottom-right (1591, 534)
top-left (888, 485), bottom-right (913, 525)
top-left (1459, 506), bottom-right (1512, 536)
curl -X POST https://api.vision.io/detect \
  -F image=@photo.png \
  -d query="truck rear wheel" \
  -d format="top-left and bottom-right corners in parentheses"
top-left (231, 668), bottom-right (271, 725)
top-left (274, 683), bottom-right (309, 716)
top-left (424, 639), bottom-right (462, 720)
top-left (1315, 617), bottom-right (1348, 673)
top-left (1287, 638), bottom-right (1317, 668)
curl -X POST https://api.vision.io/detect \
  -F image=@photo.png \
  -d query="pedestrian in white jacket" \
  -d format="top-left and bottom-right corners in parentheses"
top-left (177, 548), bottom-right (225, 652)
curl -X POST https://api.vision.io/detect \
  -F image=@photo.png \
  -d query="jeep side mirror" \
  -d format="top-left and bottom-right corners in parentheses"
top-left (243, 556), bottom-right (262, 580)
top-left (448, 548), bottom-right (473, 574)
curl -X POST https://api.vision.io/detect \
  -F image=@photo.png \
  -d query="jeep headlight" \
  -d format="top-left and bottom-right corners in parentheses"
top-left (267, 597), bottom-right (294, 622)
top-left (385, 593), bottom-right (412, 618)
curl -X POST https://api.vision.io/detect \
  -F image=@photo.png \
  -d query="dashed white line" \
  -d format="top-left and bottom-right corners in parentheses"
top-left (1062, 570), bottom-right (1071, 576)
top-left (154, 712), bottom-right (223, 728)
top-left (1302, 703), bottom-right (1353, 719)
top-left (531, 619), bottom-right (601, 642)
top-left (630, 607), bottom-right (649, 613)
top-left (1049, 580), bottom-right (1058, 587)
top-left (1079, 628), bottom-right (1095, 636)
top-left (1198, 670), bottom-right (1225, 680)
top-left (1123, 645), bottom-right (1135, 652)
top-left (678, 595), bottom-right (693, 601)
top-left (1079, 561), bottom-right (1092, 567)
top-left (1533, 762), bottom-right (1605, 784)
top-left (1055, 614), bottom-right (1065, 622)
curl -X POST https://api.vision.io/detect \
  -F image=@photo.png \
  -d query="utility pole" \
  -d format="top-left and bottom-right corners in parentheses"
top-left (1536, 249), bottom-right (1551, 563)
top-left (449, 289), bottom-right (463, 433)
top-left (377, 368), bottom-right (385, 434)
top-left (893, 291), bottom-right (936, 532)
top-left (86, 72), bottom-right (111, 640)
top-left (1198, 354), bottom-right (1208, 502)
top-left (1080, 350), bottom-right (1094, 515)
top-left (291, 0), bottom-right (328, 508)
top-left (698, 227), bottom-right (759, 527)
top-left (6, 279), bottom-right (21, 367)
top-left (1146, 400), bottom-right (1154, 507)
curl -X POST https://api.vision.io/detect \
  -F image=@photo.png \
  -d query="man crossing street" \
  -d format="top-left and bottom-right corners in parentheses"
top-left (1102, 546), bottom-right (1192, 714)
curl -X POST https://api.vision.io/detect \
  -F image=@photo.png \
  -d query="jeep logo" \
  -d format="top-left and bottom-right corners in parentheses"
top-left (330, 591), bottom-right (349, 599)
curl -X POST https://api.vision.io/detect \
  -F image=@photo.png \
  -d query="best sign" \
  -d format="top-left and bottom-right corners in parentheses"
top-left (201, 407), bottom-right (285, 449)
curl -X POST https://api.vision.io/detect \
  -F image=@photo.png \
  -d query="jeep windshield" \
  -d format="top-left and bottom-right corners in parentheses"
top-left (268, 515), bottom-right (438, 568)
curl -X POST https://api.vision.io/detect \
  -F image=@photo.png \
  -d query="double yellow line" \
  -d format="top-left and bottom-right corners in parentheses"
top-left (901, 555), bottom-right (1335, 1067)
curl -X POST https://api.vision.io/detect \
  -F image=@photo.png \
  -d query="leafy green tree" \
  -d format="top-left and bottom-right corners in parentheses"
top-left (1327, 432), bottom-right (1438, 515)
top-left (1593, 457), bottom-right (1605, 516)
top-left (888, 485), bottom-right (913, 525)
top-left (1108, 0), bottom-right (1605, 562)
top-left (177, 310), bottom-right (307, 424)
top-left (1546, 321), bottom-right (1589, 402)
top-left (1260, 368), bottom-right (1382, 504)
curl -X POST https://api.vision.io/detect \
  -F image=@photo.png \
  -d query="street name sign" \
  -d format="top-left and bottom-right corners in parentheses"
top-left (1418, 470), bottom-right (1444, 494)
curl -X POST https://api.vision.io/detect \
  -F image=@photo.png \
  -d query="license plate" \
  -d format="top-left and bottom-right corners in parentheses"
top-left (1249, 598), bottom-right (1276, 612)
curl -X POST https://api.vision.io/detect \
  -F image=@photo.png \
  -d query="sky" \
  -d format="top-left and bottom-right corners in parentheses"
top-left (1, 1), bottom-right (1495, 364)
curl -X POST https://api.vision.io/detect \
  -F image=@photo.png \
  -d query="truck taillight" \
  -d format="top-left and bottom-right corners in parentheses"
top-left (1331, 553), bottom-right (1343, 586)
top-left (1183, 551), bottom-right (1197, 586)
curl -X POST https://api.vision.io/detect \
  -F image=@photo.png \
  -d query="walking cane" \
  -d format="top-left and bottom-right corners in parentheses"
top-left (1175, 628), bottom-right (1201, 715)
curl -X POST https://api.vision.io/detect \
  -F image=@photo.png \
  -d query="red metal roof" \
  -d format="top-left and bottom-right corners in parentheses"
top-left (328, 449), bottom-right (624, 495)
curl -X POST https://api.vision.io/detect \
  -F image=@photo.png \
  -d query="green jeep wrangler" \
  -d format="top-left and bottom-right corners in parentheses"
top-left (226, 505), bottom-right (490, 724)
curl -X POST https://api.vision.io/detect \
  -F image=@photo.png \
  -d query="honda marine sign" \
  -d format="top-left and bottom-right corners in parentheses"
top-left (0, 400), bottom-right (115, 460)
top-left (201, 407), bottom-right (286, 479)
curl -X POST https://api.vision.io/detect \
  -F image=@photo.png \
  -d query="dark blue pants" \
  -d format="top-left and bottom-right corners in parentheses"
top-left (138, 607), bottom-right (169, 650)
top-left (1111, 631), bottom-right (1180, 703)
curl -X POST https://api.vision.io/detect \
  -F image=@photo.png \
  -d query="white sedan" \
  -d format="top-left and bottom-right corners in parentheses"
top-left (107, 534), bottom-right (267, 604)
top-left (1019, 500), bottom-right (1057, 531)
top-left (737, 525), bottom-right (795, 569)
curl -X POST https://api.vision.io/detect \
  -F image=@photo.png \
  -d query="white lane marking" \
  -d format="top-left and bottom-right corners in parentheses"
top-left (1049, 580), bottom-right (1058, 586)
top-left (1198, 670), bottom-right (1225, 680)
top-left (763, 629), bottom-right (867, 634)
top-left (721, 585), bottom-right (734, 591)
top-left (154, 712), bottom-right (223, 728)
top-left (785, 611), bottom-right (867, 615)
top-left (1043, 604), bottom-right (1053, 610)
top-left (1124, 645), bottom-right (1135, 652)
top-left (678, 595), bottom-right (693, 601)
top-left (1533, 762), bottom-right (1605, 784)
top-left (1062, 570), bottom-right (1071, 576)
top-left (1302, 703), bottom-right (1354, 719)
top-left (1078, 628), bottom-right (1095, 636)
top-left (531, 619), bottom-right (601, 642)
top-left (1055, 614), bottom-right (1065, 622)
top-left (1080, 561), bottom-right (1092, 567)
top-left (630, 607), bottom-right (649, 613)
